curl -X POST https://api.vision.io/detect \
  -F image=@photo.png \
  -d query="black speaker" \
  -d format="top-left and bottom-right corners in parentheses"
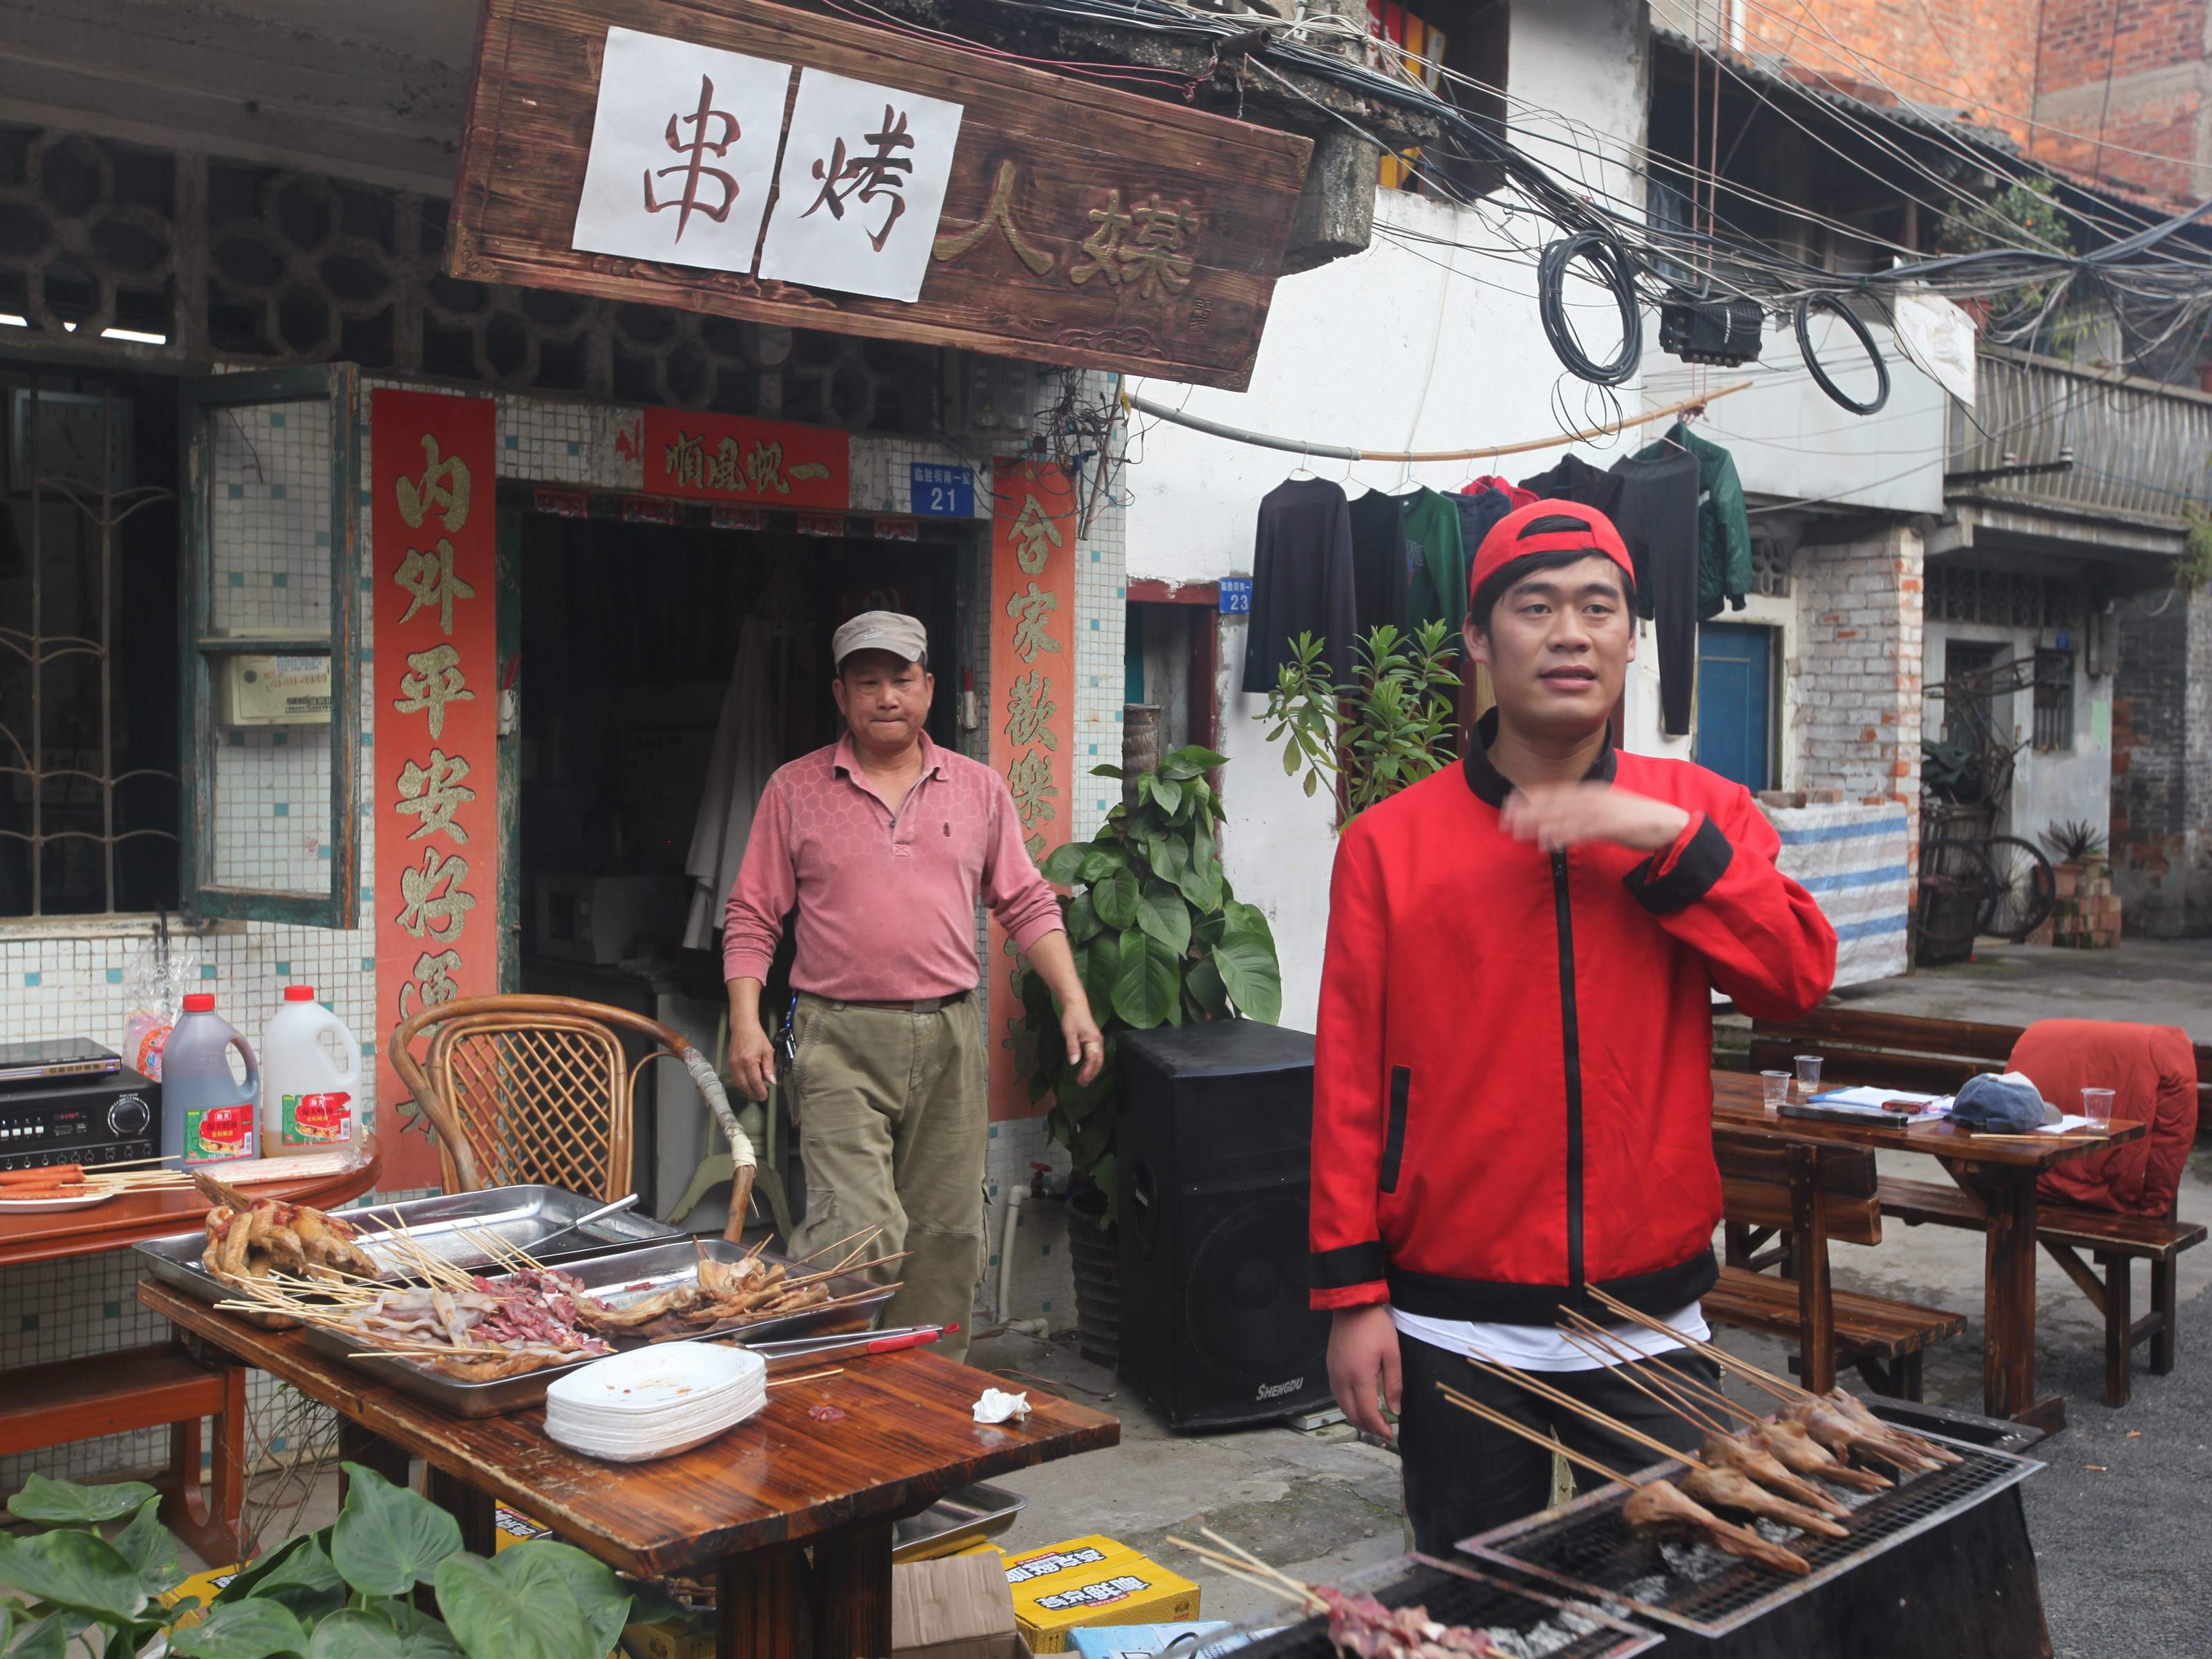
top-left (1115, 1021), bottom-right (1333, 1430)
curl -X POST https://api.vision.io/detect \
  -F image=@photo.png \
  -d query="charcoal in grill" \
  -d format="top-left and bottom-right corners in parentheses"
top-left (1210, 1554), bottom-right (1657, 1659)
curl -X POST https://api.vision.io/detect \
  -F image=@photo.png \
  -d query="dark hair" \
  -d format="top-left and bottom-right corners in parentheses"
top-left (1468, 545), bottom-right (1633, 637)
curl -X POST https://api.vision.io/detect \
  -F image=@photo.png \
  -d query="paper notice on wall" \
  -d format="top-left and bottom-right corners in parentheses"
top-left (756, 68), bottom-right (964, 302)
top-left (572, 26), bottom-right (794, 271)
top-left (1891, 290), bottom-right (1977, 408)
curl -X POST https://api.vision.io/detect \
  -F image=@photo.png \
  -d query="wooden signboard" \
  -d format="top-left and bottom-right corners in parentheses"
top-left (449, 0), bottom-right (1313, 390)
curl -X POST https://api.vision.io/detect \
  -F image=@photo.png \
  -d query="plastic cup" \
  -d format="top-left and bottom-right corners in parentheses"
top-left (1794, 1054), bottom-right (1823, 1100)
top-left (2081, 1087), bottom-right (2115, 1131)
top-left (1761, 1071), bottom-right (1792, 1109)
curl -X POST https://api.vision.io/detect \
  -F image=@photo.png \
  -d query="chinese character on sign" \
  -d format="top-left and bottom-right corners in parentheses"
top-left (394, 847), bottom-right (476, 943)
top-left (642, 75), bottom-right (743, 242)
top-left (392, 538), bottom-right (478, 636)
top-left (801, 104), bottom-right (915, 253)
top-left (932, 160), bottom-right (1056, 277)
top-left (1006, 751), bottom-right (1058, 859)
top-left (1004, 583), bottom-right (1062, 664)
top-left (1069, 189), bottom-right (1132, 288)
top-left (1071, 189), bottom-right (1198, 301)
top-left (395, 435), bottom-right (471, 531)
top-left (393, 644), bottom-right (476, 740)
top-left (757, 68), bottom-right (965, 303)
top-left (395, 948), bottom-right (465, 1018)
top-left (394, 749), bottom-right (476, 843)
top-left (1003, 671), bottom-right (1057, 751)
top-left (1008, 494), bottom-right (1062, 575)
top-left (572, 27), bottom-right (790, 270)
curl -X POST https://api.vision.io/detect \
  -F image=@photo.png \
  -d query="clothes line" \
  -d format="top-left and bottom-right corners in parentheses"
top-left (1120, 379), bottom-right (1754, 465)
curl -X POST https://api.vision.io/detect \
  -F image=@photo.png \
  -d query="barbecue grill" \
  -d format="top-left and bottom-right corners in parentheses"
top-left (1463, 1406), bottom-right (2050, 1657)
top-left (1218, 1553), bottom-right (1659, 1659)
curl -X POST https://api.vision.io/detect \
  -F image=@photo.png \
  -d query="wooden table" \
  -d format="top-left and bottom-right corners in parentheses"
top-left (1714, 1071), bottom-right (2144, 1431)
top-left (142, 1280), bottom-right (1120, 1658)
top-left (0, 1150), bottom-right (381, 1561)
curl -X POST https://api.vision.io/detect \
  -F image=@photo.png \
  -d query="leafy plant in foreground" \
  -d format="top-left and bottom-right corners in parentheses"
top-left (1261, 621), bottom-right (1461, 830)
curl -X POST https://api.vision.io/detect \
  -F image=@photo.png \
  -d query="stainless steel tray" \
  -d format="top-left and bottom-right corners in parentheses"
top-left (134, 1184), bottom-right (682, 1316)
top-left (892, 1483), bottom-right (1027, 1562)
top-left (301, 1237), bottom-right (896, 1417)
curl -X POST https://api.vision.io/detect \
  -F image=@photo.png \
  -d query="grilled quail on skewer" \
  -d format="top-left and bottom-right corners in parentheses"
top-left (1781, 1398), bottom-right (1940, 1473)
top-left (1699, 1432), bottom-right (1852, 1519)
top-left (1621, 1479), bottom-right (1810, 1576)
top-left (1820, 1389), bottom-right (1962, 1465)
top-left (1680, 1467), bottom-right (1849, 1539)
top-left (1744, 1420), bottom-right (1891, 1494)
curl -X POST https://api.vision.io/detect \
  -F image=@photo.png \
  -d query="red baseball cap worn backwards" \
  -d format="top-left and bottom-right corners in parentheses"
top-left (1468, 498), bottom-right (1638, 609)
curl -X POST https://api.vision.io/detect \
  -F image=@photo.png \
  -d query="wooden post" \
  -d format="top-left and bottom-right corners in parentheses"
top-left (809, 1523), bottom-right (896, 1658)
top-left (714, 1546), bottom-right (810, 1659)
top-left (1789, 1144), bottom-right (1836, 1393)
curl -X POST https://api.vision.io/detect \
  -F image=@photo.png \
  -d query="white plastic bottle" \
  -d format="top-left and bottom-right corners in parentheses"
top-left (163, 995), bottom-right (259, 1168)
top-left (260, 986), bottom-right (363, 1157)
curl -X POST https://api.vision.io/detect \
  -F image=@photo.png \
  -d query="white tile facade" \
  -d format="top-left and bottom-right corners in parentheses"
top-left (1, 366), bottom-right (1127, 1489)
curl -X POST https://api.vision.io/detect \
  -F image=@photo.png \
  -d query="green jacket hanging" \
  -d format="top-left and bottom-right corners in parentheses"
top-left (1638, 422), bottom-right (1751, 617)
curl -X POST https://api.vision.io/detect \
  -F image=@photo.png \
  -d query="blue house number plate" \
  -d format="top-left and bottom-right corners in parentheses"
top-left (911, 463), bottom-right (975, 518)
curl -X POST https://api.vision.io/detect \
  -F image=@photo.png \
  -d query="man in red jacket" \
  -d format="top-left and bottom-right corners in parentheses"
top-left (1311, 499), bottom-right (1837, 1551)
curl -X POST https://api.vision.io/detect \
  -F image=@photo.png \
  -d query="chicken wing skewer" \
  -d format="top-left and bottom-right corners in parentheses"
top-left (1745, 1419), bottom-right (1892, 1494)
top-left (1621, 1479), bottom-right (1812, 1576)
top-left (1679, 1466), bottom-right (1848, 1539)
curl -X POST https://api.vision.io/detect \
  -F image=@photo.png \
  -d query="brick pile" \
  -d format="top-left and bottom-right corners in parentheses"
top-left (2047, 859), bottom-right (2125, 949)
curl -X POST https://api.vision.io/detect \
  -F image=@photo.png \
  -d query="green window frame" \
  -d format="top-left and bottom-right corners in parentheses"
top-left (178, 364), bottom-right (362, 926)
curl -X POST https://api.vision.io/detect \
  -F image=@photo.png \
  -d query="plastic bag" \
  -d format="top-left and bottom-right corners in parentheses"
top-left (121, 928), bottom-right (197, 1080)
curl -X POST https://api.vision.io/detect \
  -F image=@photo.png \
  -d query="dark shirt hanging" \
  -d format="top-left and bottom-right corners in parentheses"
top-left (1243, 477), bottom-right (1359, 693)
top-left (1517, 452), bottom-right (1624, 523)
top-left (1453, 485), bottom-right (1517, 572)
top-left (1609, 448), bottom-right (1702, 738)
top-left (1347, 486), bottom-right (1415, 643)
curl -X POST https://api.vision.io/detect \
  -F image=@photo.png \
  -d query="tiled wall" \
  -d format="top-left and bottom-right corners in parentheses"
top-left (1, 367), bottom-right (1127, 1492)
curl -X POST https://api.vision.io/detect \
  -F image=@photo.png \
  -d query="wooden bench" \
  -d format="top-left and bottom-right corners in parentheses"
top-left (0, 1343), bottom-right (252, 1564)
top-left (1705, 1138), bottom-right (1967, 1400)
top-left (1881, 1175), bottom-right (2209, 1407)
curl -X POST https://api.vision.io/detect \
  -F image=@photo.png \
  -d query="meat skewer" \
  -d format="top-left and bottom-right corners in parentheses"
top-left (1458, 1347), bottom-right (1718, 1474)
top-left (1678, 1466), bottom-right (1848, 1539)
top-left (1778, 1397), bottom-right (1940, 1474)
top-left (1620, 1479), bottom-right (1811, 1577)
top-left (1745, 1419), bottom-right (1892, 1494)
top-left (1698, 1432), bottom-right (1853, 1520)
top-left (1821, 1387), bottom-right (1962, 1466)
top-left (1166, 1532), bottom-right (1497, 1656)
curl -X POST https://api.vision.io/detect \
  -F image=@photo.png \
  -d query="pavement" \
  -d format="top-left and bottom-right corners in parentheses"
top-left (1834, 936), bottom-right (2212, 1040)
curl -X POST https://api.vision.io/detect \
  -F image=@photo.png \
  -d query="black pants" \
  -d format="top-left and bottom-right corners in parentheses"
top-left (1396, 1333), bottom-right (1721, 1555)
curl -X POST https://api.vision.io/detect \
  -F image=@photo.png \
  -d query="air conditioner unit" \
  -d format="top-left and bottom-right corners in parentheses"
top-left (223, 655), bottom-right (332, 725)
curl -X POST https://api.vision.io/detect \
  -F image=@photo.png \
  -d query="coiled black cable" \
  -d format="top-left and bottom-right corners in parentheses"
top-left (1538, 232), bottom-right (1644, 386)
top-left (1794, 294), bottom-right (1891, 414)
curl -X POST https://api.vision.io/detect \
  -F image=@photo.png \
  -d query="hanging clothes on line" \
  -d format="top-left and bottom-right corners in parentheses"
top-left (1399, 486), bottom-right (1469, 656)
top-left (1347, 485), bottom-right (1416, 641)
top-left (1607, 445), bottom-right (1701, 738)
top-left (1461, 475), bottom-right (1536, 509)
top-left (1635, 421), bottom-right (1753, 619)
top-left (1241, 476), bottom-right (1358, 693)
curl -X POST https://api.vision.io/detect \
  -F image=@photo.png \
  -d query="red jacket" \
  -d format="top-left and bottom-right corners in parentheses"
top-left (1310, 722), bottom-right (1838, 1322)
top-left (2018, 1019), bottom-right (2198, 1218)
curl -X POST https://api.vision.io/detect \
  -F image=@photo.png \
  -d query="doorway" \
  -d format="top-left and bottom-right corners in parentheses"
top-left (509, 500), bottom-right (971, 1223)
top-left (1695, 621), bottom-right (1775, 792)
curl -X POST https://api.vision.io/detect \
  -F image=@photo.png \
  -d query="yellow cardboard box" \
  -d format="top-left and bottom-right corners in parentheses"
top-left (1002, 1537), bottom-right (1200, 1655)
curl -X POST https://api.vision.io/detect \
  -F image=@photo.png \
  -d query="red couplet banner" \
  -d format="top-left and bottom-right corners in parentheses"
top-left (639, 407), bottom-right (851, 509)
top-left (371, 389), bottom-right (500, 1191)
top-left (986, 460), bottom-right (1078, 1123)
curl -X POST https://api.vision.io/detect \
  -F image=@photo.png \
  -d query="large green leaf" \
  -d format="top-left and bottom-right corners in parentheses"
top-left (1159, 746), bottom-right (1228, 780)
top-left (1133, 882), bottom-right (1192, 957)
top-left (1091, 867), bottom-right (1140, 930)
top-left (1147, 776), bottom-right (1183, 817)
top-left (496, 1541), bottom-right (632, 1659)
top-left (1183, 955), bottom-right (1231, 1020)
top-left (238, 1537), bottom-right (347, 1623)
top-left (4, 1613), bottom-right (67, 1659)
top-left (304, 1613), bottom-right (404, 1659)
top-left (6, 1477), bottom-right (160, 1526)
top-left (1112, 928), bottom-right (1179, 1028)
top-left (1039, 842), bottom-right (1088, 886)
top-left (169, 1602), bottom-right (308, 1659)
top-left (210, 1528), bottom-right (335, 1609)
top-left (1078, 845), bottom-right (1127, 883)
top-left (109, 1495), bottom-right (180, 1597)
top-left (0, 1526), bottom-right (147, 1625)
top-left (431, 1554), bottom-right (588, 1659)
top-left (330, 1463), bottom-right (460, 1598)
top-left (1215, 903), bottom-right (1282, 1023)
top-left (1065, 890), bottom-right (1101, 944)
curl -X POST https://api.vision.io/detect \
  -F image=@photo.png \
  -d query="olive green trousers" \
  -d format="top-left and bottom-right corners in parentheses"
top-left (786, 991), bottom-right (987, 1363)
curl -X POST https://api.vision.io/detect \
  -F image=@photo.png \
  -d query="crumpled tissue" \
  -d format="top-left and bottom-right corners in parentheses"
top-left (972, 1387), bottom-right (1032, 1424)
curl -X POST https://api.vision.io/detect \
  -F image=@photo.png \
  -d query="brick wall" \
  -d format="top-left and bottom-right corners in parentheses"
top-left (1788, 529), bottom-right (1926, 862)
top-left (1734, 1), bottom-right (2040, 139)
top-left (2112, 586), bottom-right (2212, 934)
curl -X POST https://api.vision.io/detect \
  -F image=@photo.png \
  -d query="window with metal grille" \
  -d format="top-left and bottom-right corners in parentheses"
top-left (1, 371), bottom-right (181, 917)
top-left (2033, 648), bottom-right (2074, 750)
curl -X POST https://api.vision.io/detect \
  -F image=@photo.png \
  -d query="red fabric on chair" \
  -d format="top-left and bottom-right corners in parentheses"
top-left (2013, 1020), bottom-right (2200, 1217)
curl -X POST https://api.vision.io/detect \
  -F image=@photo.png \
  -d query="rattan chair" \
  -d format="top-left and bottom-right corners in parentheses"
top-left (387, 994), bottom-right (756, 1237)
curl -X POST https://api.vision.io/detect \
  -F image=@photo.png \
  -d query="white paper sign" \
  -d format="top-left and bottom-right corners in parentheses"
top-left (756, 68), bottom-right (964, 303)
top-left (1891, 289), bottom-right (1978, 409)
top-left (572, 27), bottom-right (794, 272)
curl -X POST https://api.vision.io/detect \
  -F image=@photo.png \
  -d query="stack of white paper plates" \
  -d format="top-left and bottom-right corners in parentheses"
top-left (543, 1341), bottom-right (766, 1461)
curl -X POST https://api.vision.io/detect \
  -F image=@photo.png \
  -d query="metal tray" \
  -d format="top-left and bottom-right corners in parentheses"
top-left (134, 1184), bottom-right (682, 1318)
top-left (300, 1237), bottom-right (896, 1416)
top-left (892, 1483), bottom-right (1027, 1562)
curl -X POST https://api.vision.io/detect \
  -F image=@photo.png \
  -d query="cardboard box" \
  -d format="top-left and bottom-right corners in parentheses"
top-left (1003, 1537), bottom-right (1201, 1654)
top-left (894, 1552), bottom-right (1033, 1659)
top-left (1069, 1622), bottom-right (1277, 1659)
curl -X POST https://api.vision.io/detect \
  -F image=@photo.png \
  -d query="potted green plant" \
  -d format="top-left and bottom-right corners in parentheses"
top-left (0, 1468), bottom-right (641, 1659)
top-left (1020, 744), bottom-right (1282, 1366)
top-left (2041, 819), bottom-right (2121, 948)
top-left (1260, 621), bottom-right (1461, 829)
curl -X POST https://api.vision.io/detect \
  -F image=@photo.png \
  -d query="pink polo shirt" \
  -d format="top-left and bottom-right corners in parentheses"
top-left (722, 733), bottom-right (1065, 1002)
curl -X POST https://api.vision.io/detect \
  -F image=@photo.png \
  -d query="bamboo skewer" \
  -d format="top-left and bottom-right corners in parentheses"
top-left (1200, 1527), bottom-right (1314, 1606)
top-left (1553, 1310), bottom-right (1769, 1430)
top-left (1436, 1385), bottom-right (1640, 1489)
top-left (1459, 1345), bottom-right (1714, 1474)
top-left (1553, 1328), bottom-right (1733, 1438)
top-left (1164, 1537), bottom-right (1322, 1614)
top-left (1585, 1286), bottom-right (1813, 1405)
top-left (766, 1367), bottom-right (843, 1389)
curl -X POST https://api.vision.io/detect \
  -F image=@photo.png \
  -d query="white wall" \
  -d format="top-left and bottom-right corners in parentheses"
top-left (1922, 621), bottom-right (2112, 845)
top-left (1125, 0), bottom-right (1649, 1029)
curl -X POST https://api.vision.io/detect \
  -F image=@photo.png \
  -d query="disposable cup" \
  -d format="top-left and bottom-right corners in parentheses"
top-left (1794, 1054), bottom-right (1823, 1099)
top-left (2081, 1087), bottom-right (2115, 1131)
top-left (1760, 1071), bottom-right (1791, 1109)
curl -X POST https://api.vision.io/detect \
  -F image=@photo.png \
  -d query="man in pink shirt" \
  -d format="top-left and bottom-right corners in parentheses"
top-left (723, 610), bottom-right (1102, 1358)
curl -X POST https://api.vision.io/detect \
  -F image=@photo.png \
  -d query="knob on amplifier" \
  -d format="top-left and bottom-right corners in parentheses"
top-left (107, 1095), bottom-right (152, 1136)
